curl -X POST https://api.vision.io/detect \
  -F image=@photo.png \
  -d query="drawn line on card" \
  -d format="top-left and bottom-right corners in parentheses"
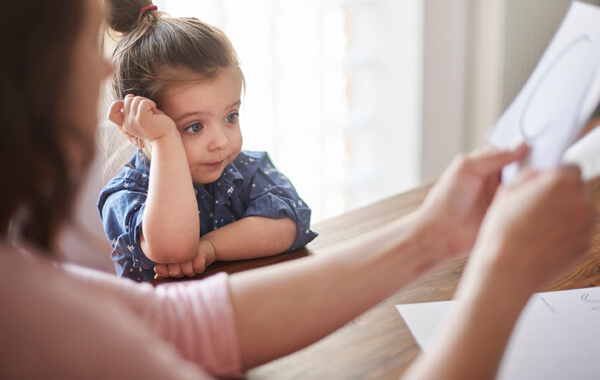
top-left (540, 296), bottom-right (557, 314)
top-left (581, 293), bottom-right (600, 302)
top-left (519, 34), bottom-right (591, 142)
top-left (581, 293), bottom-right (600, 311)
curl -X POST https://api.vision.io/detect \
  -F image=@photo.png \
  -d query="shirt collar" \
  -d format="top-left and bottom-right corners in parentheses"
top-left (219, 161), bottom-right (244, 185)
top-left (130, 150), bottom-right (244, 188)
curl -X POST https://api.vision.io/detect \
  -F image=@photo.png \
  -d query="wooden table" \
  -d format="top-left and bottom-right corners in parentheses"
top-left (152, 178), bottom-right (600, 379)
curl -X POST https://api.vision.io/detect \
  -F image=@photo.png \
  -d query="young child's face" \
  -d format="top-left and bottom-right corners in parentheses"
top-left (161, 67), bottom-right (243, 185)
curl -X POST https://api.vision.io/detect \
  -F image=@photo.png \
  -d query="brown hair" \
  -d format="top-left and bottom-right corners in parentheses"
top-left (0, 1), bottom-right (90, 252)
top-left (107, 0), bottom-right (243, 107)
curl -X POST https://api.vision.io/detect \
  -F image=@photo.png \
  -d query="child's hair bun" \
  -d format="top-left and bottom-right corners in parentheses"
top-left (107, 0), bottom-right (157, 35)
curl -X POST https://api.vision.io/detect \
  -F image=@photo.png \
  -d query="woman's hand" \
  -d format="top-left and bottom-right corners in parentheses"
top-left (465, 165), bottom-right (596, 295)
top-left (107, 94), bottom-right (177, 148)
top-left (403, 165), bottom-right (595, 380)
top-left (418, 144), bottom-right (529, 261)
top-left (154, 239), bottom-right (217, 279)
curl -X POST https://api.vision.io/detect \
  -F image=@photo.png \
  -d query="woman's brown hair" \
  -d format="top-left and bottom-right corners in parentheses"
top-left (0, 1), bottom-right (91, 252)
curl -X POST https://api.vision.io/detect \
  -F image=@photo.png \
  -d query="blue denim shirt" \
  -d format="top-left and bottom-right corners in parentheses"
top-left (98, 150), bottom-right (317, 282)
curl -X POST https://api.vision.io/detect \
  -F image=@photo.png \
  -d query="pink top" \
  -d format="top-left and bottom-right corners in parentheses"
top-left (0, 243), bottom-right (243, 379)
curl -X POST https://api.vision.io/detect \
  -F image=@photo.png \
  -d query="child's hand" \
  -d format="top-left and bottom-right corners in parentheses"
top-left (107, 94), bottom-right (177, 148)
top-left (154, 239), bottom-right (217, 279)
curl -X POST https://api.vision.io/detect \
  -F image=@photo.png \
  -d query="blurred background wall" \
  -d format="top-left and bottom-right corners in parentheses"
top-left (144, 0), bottom-right (600, 223)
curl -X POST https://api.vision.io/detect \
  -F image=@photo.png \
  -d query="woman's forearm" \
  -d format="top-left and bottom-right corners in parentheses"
top-left (203, 216), bottom-right (297, 261)
top-left (225, 145), bottom-right (534, 370)
top-left (403, 166), bottom-right (595, 380)
top-left (141, 130), bottom-right (199, 263)
top-left (228, 210), bottom-right (450, 370)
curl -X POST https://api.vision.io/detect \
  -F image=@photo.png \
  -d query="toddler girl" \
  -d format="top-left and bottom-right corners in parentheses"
top-left (98, 2), bottom-right (317, 282)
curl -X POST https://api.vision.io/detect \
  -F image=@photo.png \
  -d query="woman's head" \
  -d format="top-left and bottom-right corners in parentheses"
top-left (0, 0), bottom-right (111, 250)
top-left (107, 0), bottom-right (243, 108)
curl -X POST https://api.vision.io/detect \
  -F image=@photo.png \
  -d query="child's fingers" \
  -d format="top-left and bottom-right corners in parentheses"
top-left (123, 95), bottom-right (143, 124)
top-left (167, 264), bottom-right (185, 278)
top-left (107, 100), bottom-right (125, 126)
top-left (180, 261), bottom-right (196, 277)
top-left (123, 94), bottom-right (135, 113)
top-left (137, 98), bottom-right (157, 116)
top-left (192, 256), bottom-right (206, 274)
top-left (129, 96), bottom-right (144, 117)
top-left (154, 264), bottom-right (170, 278)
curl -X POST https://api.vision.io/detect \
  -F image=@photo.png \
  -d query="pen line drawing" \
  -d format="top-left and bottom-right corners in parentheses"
top-left (540, 296), bottom-right (557, 314)
top-left (581, 293), bottom-right (600, 311)
top-left (519, 34), bottom-right (591, 142)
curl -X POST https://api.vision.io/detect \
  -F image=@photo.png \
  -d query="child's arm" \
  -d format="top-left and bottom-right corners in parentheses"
top-left (153, 152), bottom-right (311, 278)
top-left (154, 216), bottom-right (296, 278)
top-left (108, 96), bottom-right (199, 264)
top-left (205, 216), bottom-right (297, 260)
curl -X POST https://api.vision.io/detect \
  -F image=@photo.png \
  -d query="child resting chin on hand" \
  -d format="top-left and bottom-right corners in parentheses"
top-left (98, 6), bottom-right (317, 282)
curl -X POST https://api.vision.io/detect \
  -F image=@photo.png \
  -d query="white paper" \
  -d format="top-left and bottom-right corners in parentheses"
top-left (487, 2), bottom-right (600, 183)
top-left (563, 126), bottom-right (600, 180)
top-left (397, 286), bottom-right (600, 380)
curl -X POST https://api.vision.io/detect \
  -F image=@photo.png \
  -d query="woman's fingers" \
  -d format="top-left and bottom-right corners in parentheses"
top-left (468, 143), bottom-right (529, 176)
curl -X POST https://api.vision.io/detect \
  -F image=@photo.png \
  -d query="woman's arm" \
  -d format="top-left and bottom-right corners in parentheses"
top-left (89, 144), bottom-right (528, 376)
top-left (228, 145), bottom-right (531, 369)
top-left (402, 167), bottom-right (596, 380)
top-left (108, 96), bottom-right (200, 263)
top-left (229, 209), bottom-right (448, 369)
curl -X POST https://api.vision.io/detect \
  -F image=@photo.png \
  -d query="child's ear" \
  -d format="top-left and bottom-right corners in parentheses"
top-left (116, 124), bottom-right (145, 148)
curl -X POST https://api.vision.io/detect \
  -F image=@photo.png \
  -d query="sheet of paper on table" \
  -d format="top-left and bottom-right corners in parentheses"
top-left (487, 1), bottom-right (600, 183)
top-left (397, 286), bottom-right (600, 380)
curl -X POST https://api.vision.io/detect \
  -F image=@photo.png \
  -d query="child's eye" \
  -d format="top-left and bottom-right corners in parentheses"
top-left (225, 112), bottom-right (239, 124)
top-left (184, 123), bottom-right (203, 134)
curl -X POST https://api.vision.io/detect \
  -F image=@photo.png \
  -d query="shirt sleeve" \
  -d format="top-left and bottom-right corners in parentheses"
top-left (242, 153), bottom-right (318, 251)
top-left (98, 171), bottom-right (157, 279)
top-left (62, 264), bottom-right (244, 378)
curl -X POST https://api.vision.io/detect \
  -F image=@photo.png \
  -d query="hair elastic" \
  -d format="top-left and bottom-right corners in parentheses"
top-left (140, 4), bottom-right (158, 15)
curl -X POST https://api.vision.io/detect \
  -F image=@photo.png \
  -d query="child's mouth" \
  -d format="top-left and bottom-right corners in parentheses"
top-left (205, 160), bottom-right (224, 169)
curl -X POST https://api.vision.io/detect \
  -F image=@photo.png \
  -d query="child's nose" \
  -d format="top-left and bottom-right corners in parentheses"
top-left (207, 126), bottom-right (229, 150)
